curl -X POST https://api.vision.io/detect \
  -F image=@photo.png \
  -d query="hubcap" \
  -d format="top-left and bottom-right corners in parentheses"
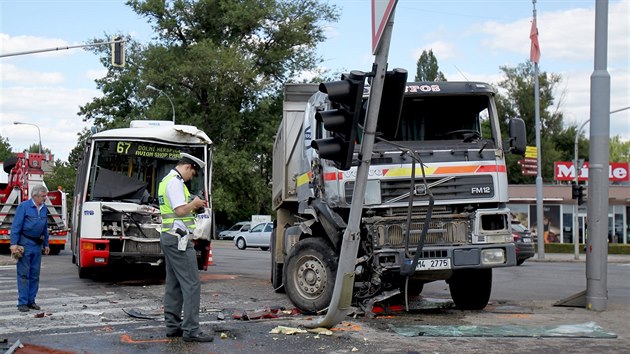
top-left (296, 258), bottom-right (327, 299)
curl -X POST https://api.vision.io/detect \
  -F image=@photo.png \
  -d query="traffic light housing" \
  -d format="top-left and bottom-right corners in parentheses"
top-left (376, 68), bottom-right (408, 139)
top-left (112, 37), bottom-right (125, 67)
top-left (311, 71), bottom-right (366, 170)
top-left (572, 182), bottom-right (585, 205)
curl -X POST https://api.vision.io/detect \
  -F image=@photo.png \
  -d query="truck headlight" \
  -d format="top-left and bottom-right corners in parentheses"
top-left (481, 249), bottom-right (505, 265)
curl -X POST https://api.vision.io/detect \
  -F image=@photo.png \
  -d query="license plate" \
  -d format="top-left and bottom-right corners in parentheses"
top-left (415, 258), bottom-right (451, 271)
top-left (522, 237), bottom-right (532, 243)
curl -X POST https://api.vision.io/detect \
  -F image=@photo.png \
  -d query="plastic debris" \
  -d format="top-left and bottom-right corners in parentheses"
top-left (5, 339), bottom-right (23, 354)
top-left (269, 326), bottom-right (307, 335)
top-left (122, 308), bottom-right (161, 320)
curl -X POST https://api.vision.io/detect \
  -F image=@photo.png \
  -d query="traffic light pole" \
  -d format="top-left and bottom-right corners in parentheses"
top-left (0, 39), bottom-right (122, 58)
top-left (310, 8), bottom-right (397, 329)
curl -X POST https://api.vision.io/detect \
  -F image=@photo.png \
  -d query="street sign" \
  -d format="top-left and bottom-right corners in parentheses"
top-left (372, 0), bottom-right (397, 54)
top-left (525, 146), bottom-right (538, 159)
top-left (522, 169), bottom-right (537, 176)
top-left (518, 159), bottom-right (538, 170)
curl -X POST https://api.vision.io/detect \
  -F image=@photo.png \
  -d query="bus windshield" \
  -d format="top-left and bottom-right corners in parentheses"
top-left (87, 140), bottom-right (206, 206)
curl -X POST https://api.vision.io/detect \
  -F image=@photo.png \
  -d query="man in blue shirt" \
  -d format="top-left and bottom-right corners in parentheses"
top-left (10, 185), bottom-right (50, 312)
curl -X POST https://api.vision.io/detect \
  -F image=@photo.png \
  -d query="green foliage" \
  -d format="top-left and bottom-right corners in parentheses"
top-left (609, 135), bottom-right (630, 162)
top-left (44, 160), bottom-right (77, 221)
top-left (0, 136), bottom-right (12, 162)
top-left (495, 62), bottom-right (566, 183)
top-left (414, 49), bottom-right (446, 81)
top-left (76, 0), bottom-right (338, 226)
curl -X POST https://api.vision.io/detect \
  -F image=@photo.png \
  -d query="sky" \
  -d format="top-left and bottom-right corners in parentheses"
top-left (0, 0), bottom-right (628, 162)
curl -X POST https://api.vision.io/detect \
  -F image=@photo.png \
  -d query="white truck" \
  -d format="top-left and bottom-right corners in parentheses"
top-left (0, 152), bottom-right (69, 255)
top-left (271, 81), bottom-right (526, 313)
top-left (70, 121), bottom-right (214, 278)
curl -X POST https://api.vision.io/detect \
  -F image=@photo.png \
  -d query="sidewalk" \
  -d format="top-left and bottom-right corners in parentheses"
top-left (528, 252), bottom-right (630, 263)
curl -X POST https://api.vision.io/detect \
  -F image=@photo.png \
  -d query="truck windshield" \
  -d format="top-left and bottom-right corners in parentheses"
top-left (378, 95), bottom-right (492, 142)
top-left (87, 140), bottom-right (206, 205)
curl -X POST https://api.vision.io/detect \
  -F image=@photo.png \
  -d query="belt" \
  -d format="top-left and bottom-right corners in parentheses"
top-left (22, 233), bottom-right (44, 244)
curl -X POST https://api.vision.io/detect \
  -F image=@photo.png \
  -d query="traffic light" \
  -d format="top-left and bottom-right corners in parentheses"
top-left (112, 36), bottom-right (125, 67)
top-left (376, 68), bottom-right (408, 138)
top-left (311, 71), bottom-right (366, 170)
top-left (572, 182), bottom-right (585, 205)
top-left (577, 185), bottom-right (585, 205)
top-left (571, 182), bottom-right (579, 199)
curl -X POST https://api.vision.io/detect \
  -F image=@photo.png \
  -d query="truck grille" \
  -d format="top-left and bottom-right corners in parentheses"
top-left (368, 216), bottom-right (469, 248)
top-left (345, 175), bottom-right (494, 204)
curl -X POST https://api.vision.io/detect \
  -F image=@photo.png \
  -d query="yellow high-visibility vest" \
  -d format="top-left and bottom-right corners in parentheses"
top-left (158, 172), bottom-right (196, 232)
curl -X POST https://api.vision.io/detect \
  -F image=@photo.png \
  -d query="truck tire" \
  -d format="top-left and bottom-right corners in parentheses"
top-left (448, 268), bottom-right (492, 310)
top-left (48, 246), bottom-right (62, 255)
top-left (283, 237), bottom-right (338, 314)
top-left (270, 226), bottom-right (284, 293)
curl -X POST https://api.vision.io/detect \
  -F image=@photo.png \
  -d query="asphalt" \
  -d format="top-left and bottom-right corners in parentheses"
top-left (1, 252), bottom-right (628, 266)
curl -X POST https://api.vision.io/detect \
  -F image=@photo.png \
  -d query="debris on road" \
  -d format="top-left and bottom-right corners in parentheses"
top-left (269, 326), bottom-right (307, 335)
top-left (389, 321), bottom-right (617, 338)
top-left (122, 308), bottom-right (161, 320)
top-left (4, 339), bottom-right (23, 354)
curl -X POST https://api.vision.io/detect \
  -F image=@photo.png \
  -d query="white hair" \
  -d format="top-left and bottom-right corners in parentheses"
top-left (30, 185), bottom-right (48, 197)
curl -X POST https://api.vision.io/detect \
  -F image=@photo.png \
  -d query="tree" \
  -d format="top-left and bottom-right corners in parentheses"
top-left (495, 61), bottom-right (565, 183)
top-left (77, 0), bottom-right (338, 226)
top-left (0, 136), bottom-right (12, 162)
top-left (414, 49), bottom-right (446, 81)
top-left (609, 135), bottom-right (630, 162)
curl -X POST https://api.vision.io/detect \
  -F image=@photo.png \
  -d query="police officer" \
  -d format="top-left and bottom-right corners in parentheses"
top-left (10, 185), bottom-right (50, 312)
top-left (158, 153), bottom-right (213, 342)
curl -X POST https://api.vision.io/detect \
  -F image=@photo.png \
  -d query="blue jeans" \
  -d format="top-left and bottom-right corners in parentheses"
top-left (16, 239), bottom-right (42, 307)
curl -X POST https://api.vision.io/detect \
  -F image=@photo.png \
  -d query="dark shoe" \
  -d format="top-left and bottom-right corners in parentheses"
top-left (166, 329), bottom-right (183, 338)
top-left (18, 305), bottom-right (29, 312)
top-left (183, 332), bottom-right (214, 342)
top-left (28, 303), bottom-right (41, 310)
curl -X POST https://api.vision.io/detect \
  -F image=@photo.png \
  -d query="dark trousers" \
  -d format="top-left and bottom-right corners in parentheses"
top-left (160, 232), bottom-right (201, 336)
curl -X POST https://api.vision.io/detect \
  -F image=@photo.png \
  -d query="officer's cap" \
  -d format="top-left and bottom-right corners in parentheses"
top-left (179, 153), bottom-right (205, 172)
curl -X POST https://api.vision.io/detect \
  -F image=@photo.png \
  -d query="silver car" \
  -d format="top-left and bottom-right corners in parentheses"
top-left (234, 222), bottom-right (273, 251)
top-left (218, 221), bottom-right (250, 240)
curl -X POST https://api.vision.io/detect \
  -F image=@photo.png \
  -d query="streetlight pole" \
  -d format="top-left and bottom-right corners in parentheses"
top-left (572, 106), bottom-right (629, 260)
top-left (146, 85), bottom-right (176, 124)
top-left (13, 121), bottom-right (42, 154)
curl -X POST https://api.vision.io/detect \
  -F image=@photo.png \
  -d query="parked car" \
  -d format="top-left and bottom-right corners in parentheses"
top-left (218, 221), bottom-right (250, 240)
top-left (234, 222), bottom-right (273, 251)
top-left (512, 222), bottom-right (535, 265)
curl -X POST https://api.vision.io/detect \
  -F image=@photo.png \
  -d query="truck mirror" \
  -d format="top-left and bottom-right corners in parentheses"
top-left (508, 118), bottom-right (527, 155)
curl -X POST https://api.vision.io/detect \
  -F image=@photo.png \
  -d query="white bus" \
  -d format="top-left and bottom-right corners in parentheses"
top-left (71, 121), bottom-right (213, 278)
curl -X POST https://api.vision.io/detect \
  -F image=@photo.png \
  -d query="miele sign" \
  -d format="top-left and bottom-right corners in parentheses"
top-left (555, 162), bottom-right (630, 182)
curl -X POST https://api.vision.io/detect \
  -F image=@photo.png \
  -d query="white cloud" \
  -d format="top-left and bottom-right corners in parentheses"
top-left (412, 41), bottom-right (456, 62)
top-left (480, 1), bottom-right (628, 63)
top-left (0, 33), bottom-right (76, 58)
top-left (0, 63), bottom-right (65, 85)
top-left (1, 86), bottom-right (99, 160)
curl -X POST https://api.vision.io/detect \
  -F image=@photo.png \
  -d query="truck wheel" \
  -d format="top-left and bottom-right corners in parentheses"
top-left (270, 226), bottom-right (284, 293)
top-left (236, 237), bottom-right (246, 250)
top-left (448, 268), bottom-right (492, 310)
top-left (284, 238), bottom-right (338, 314)
top-left (48, 246), bottom-right (62, 255)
